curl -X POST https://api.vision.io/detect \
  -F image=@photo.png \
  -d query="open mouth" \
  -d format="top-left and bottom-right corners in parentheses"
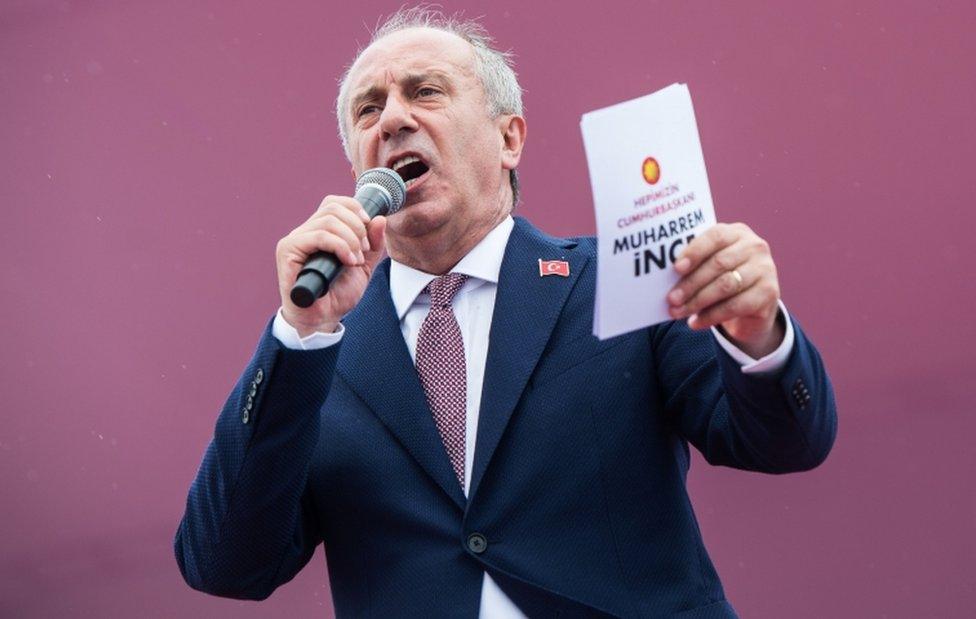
top-left (391, 155), bottom-right (430, 189)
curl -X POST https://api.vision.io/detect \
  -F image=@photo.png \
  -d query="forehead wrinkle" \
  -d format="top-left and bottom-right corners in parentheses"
top-left (342, 29), bottom-right (482, 144)
top-left (348, 31), bottom-right (475, 92)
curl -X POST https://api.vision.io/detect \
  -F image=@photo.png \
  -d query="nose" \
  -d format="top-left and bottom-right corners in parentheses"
top-left (378, 91), bottom-right (418, 141)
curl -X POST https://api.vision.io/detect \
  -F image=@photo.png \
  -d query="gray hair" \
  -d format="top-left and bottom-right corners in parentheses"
top-left (335, 6), bottom-right (524, 205)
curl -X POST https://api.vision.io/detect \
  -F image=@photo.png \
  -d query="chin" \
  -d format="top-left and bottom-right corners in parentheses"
top-left (387, 199), bottom-right (452, 239)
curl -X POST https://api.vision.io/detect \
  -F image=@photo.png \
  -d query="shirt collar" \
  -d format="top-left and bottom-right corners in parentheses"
top-left (389, 215), bottom-right (514, 320)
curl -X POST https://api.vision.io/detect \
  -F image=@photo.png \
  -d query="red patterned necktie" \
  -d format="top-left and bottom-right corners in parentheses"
top-left (415, 273), bottom-right (469, 488)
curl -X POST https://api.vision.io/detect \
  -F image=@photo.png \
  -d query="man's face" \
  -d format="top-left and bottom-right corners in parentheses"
top-left (343, 28), bottom-right (519, 252)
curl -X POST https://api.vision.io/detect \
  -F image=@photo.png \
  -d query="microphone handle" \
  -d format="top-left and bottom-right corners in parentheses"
top-left (289, 187), bottom-right (392, 308)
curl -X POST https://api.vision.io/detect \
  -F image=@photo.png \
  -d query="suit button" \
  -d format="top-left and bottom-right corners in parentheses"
top-left (242, 408), bottom-right (250, 424)
top-left (255, 368), bottom-right (264, 385)
top-left (245, 395), bottom-right (254, 410)
top-left (248, 383), bottom-right (257, 398)
top-left (467, 533), bottom-right (488, 554)
top-left (791, 378), bottom-right (810, 409)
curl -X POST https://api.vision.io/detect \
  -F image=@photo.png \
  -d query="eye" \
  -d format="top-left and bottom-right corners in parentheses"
top-left (356, 104), bottom-right (380, 119)
top-left (416, 86), bottom-right (440, 98)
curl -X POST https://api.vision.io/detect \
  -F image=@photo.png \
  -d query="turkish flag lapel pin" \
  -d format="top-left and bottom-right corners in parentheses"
top-left (538, 259), bottom-right (570, 277)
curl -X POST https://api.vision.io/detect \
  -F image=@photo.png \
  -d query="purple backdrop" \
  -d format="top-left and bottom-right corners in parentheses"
top-left (2, 1), bottom-right (974, 616)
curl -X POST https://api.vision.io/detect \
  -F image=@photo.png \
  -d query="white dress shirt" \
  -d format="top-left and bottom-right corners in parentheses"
top-left (271, 215), bottom-right (794, 617)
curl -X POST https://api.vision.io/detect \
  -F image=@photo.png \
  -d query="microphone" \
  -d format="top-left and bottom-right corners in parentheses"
top-left (290, 167), bottom-right (407, 308)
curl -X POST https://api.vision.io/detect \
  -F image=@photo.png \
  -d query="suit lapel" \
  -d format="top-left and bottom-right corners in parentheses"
top-left (337, 261), bottom-right (467, 510)
top-left (468, 217), bottom-right (589, 502)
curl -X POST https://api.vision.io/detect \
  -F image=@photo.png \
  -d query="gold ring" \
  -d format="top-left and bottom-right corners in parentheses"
top-left (730, 269), bottom-right (743, 290)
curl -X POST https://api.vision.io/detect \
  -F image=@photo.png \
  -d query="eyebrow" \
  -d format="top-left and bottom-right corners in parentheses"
top-left (349, 70), bottom-right (454, 113)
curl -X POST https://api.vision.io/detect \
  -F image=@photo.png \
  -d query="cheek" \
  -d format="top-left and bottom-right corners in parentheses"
top-left (468, 131), bottom-right (503, 181)
top-left (349, 131), bottom-right (377, 170)
top-left (358, 139), bottom-right (373, 166)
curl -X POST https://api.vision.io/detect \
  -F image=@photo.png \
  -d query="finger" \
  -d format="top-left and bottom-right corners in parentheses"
top-left (284, 229), bottom-right (363, 268)
top-left (309, 196), bottom-right (370, 230)
top-left (309, 207), bottom-right (369, 251)
top-left (363, 216), bottom-right (387, 265)
top-left (314, 195), bottom-right (370, 224)
top-left (687, 282), bottom-right (770, 330)
top-left (301, 202), bottom-right (369, 249)
top-left (668, 239), bottom-right (750, 306)
top-left (300, 213), bottom-right (367, 262)
top-left (670, 262), bottom-right (757, 319)
top-left (674, 223), bottom-right (746, 275)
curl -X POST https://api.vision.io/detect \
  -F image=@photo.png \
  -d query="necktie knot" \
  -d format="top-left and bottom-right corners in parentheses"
top-left (425, 273), bottom-right (468, 308)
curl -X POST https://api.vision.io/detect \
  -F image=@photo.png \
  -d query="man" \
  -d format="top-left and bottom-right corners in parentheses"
top-left (175, 8), bottom-right (836, 618)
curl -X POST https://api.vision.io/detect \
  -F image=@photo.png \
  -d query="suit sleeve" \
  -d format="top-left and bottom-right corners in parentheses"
top-left (651, 313), bottom-right (837, 473)
top-left (174, 315), bottom-right (340, 599)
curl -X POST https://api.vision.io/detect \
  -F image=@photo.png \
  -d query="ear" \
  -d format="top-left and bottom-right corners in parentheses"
top-left (499, 115), bottom-right (527, 171)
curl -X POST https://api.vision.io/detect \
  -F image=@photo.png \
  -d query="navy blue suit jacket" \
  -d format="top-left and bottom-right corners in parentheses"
top-left (175, 217), bottom-right (837, 618)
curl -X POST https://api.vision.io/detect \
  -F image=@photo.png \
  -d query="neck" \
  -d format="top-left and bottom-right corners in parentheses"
top-left (388, 185), bottom-right (512, 275)
top-left (393, 209), bottom-right (509, 274)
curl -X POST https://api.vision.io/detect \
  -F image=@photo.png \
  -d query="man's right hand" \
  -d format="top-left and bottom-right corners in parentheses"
top-left (276, 195), bottom-right (387, 337)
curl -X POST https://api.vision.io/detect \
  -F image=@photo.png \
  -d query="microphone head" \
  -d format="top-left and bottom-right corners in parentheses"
top-left (355, 167), bottom-right (407, 215)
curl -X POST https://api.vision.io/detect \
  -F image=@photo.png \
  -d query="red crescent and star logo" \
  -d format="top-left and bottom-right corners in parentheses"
top-left (538, 259), bottom-right (570, 277)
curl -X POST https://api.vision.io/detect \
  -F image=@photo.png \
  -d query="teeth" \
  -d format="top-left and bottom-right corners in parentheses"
top-left (392, 155), bottom-right (420, 171)
top-left (405, 177), bottom-right (419, 188)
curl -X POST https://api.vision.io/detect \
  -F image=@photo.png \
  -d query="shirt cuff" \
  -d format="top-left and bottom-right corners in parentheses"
top-left (271, 307), bottom-right (345, 350)
top-left (710, 299), bottom-right (794, 375)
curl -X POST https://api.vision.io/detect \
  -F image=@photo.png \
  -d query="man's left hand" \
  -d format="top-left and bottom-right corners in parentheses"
top-left (667, 222), bottom-right (783, 359)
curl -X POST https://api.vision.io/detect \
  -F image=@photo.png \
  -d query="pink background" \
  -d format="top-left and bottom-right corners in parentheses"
top-left (2, 1), bottom-right (974, 616)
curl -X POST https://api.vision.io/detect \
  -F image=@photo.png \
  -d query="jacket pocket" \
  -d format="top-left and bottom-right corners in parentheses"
top-left (531, 336), bottom-right (631, 387)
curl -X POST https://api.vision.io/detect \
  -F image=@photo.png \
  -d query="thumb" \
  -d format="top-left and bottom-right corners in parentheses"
top-left (363, 215), bottom-right (387, 269)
